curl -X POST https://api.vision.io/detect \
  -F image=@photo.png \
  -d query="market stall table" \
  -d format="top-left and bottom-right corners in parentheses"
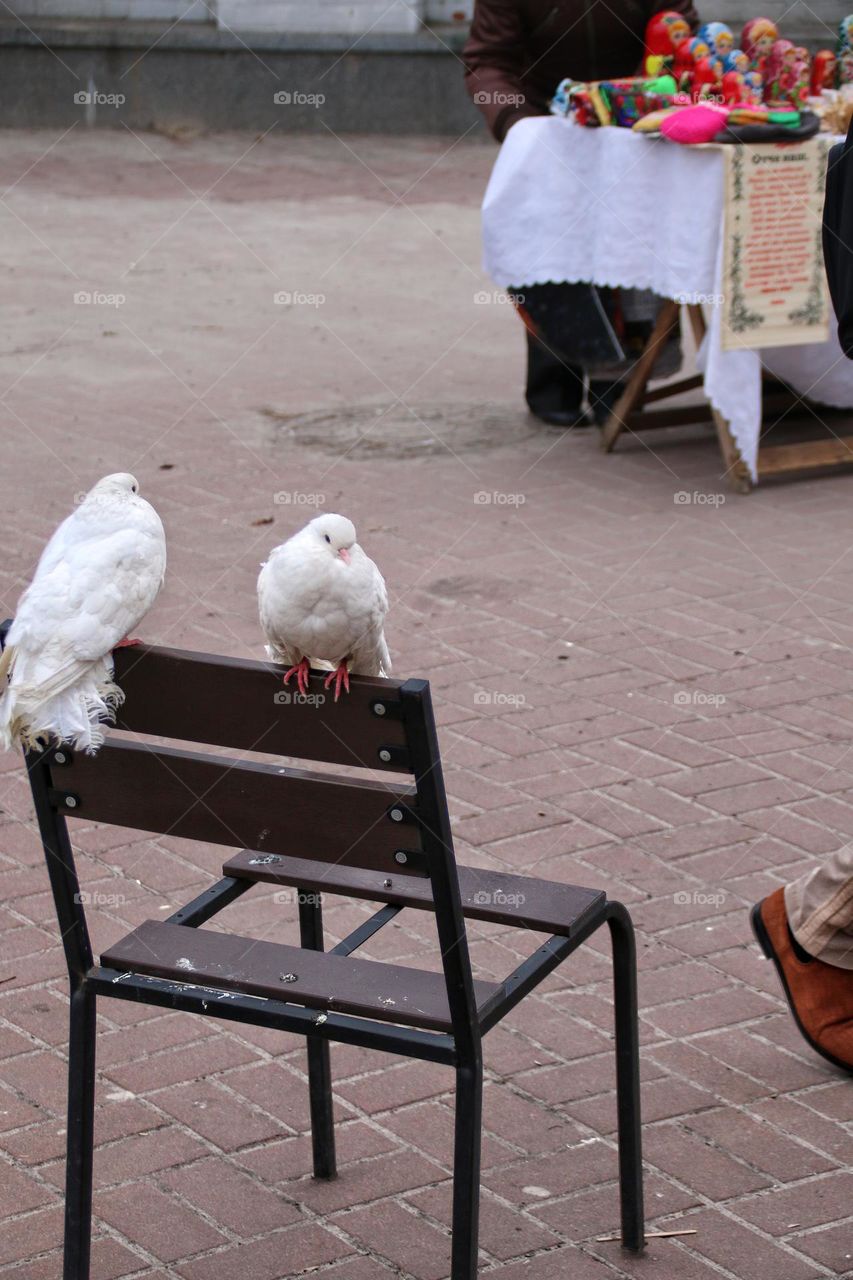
top-left (482, 117), bottom-right (853, 490)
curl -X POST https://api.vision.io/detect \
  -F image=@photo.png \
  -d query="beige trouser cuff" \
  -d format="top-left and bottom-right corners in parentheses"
top-left (784, 842), bottom-right (853, 972)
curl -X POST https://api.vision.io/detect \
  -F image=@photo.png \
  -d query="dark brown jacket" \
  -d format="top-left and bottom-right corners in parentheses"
top-left (464, 0), bottom-right (698, 141)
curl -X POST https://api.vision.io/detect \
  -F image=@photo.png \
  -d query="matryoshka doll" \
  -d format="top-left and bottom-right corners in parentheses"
top-left (692, 56), bottom-right (720, 101)
top-left (721, 70), bottom-right (746, 104)
top-left (788, 47), bottom-right (811, 107)
top-left (764, 38), bottom-right (795, 101)
top-left (698, 22), bottom-right (734, 59)
top-left (744, 70), bottom-right (764, 105)
top-left (837, 16), bottom-right (853, 85)
top-left (723, 49), bottom-right (749, 76)
top-left (643, 10), bottom-right (692, 76)
top-left (810, 49), bottom-right (836, 95)
top-left (741, 16), bottom-right (779, 75)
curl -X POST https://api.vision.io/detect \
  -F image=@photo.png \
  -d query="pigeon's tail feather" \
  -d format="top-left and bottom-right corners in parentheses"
top-left (0, 651), bottom-right (123, 754)
top-left (378, 633), bottom-right (392, 678)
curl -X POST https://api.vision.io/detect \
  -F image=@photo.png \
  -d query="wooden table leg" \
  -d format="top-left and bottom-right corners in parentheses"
top-left (601, 299), bottom-right (681, 452)
top-left (686, 305), bottom-right (752, 493)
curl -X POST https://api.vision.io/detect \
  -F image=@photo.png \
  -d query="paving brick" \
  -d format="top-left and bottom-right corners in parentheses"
top-left (643, 1124), bottom-right (770, 1200)
top-left (331, 1199), bottom-right (451, 1279)
top-left (686, 1109), bottom-right (836, 1182)
top-left (175, 1223), bottom-right (354, 1280)
top-left (409, 1181), bottom-right (561, 1260)
top-left (789, 1221), bottom-right (853, 1272)
top-left (734, 1170), bottom-right (853, 1235)
top-left (671, 1207), bottom-right (825, 1280)
top-left (96, 1182), bottom-right (228, 1262)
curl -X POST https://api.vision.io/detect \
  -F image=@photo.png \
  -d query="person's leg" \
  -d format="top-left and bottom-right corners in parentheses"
top-left (751, 851), bottom-right (853, 1072)
top-left (785, 844), bottom-right (853, 970)
top-left (512, 284), bottom-right (591, 427)
top-left (525, 328), bottom-right (587, 425)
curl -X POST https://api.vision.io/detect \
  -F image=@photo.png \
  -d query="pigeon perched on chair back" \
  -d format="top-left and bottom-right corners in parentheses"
top-left (0, 473), bottom-right (166, 753)
top-left (257, 513), bottom-right (390, 702)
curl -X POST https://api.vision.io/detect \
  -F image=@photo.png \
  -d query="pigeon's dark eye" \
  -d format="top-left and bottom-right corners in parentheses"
top-left (324, 534), bottom-right (331, 544)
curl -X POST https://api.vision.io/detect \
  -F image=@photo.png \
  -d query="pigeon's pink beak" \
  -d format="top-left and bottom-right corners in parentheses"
top-left (338, 547), bottom-right (351, 565)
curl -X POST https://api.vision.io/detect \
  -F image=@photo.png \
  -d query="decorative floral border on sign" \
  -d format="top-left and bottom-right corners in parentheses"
top-left (726, 232), bottom-right (765, 334)
top-left (788, 230), bottom-right (829, 327)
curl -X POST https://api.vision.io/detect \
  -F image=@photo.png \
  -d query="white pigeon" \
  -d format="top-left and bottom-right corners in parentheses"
top-left (0, 473), bottom-right (167, 754)
top-left (258, 512), bottom-right (390, 701)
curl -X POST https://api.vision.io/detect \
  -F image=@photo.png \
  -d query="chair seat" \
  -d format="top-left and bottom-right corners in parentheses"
top-left (101, 920), bottom-right (501, 1033)
top-left (223, 850), bottom-right (607, 938)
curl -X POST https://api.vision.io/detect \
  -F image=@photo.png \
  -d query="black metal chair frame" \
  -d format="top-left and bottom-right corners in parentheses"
top-left (1, 628), bottom-right (644, 1280)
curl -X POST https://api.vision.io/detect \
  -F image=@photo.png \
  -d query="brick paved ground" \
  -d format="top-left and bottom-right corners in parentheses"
top-left (0, 129), bottom-right (851, 1280)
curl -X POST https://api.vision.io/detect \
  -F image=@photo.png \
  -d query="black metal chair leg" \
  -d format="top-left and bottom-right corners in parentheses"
top-left (64, 982), bottom-right (96, 1280)
top-left (606, 903), bottom-right (645, 1252)
top-left (298, 895), bottom-right (337, 1179)
top-left (451, 1058), bottom-right (483, 1279)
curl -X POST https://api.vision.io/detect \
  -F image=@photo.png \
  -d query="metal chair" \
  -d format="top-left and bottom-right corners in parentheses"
top-left (2, 628), bottom-right (644, 1279)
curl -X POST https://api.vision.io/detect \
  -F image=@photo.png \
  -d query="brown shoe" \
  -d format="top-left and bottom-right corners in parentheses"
top-left (751, 889), bottom-right (853, 1073)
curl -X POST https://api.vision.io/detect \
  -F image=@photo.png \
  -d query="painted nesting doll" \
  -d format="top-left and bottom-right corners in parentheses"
top-left (692, 56), bottom-right (720, 101)
top-left (721, 70), bottom-right (746, 104)
top-left (723, 49), bottom-right (749, 76)
top-left (643, 10), bottom-right (692, 76)
top-left (741, 17), bottom-right (779, 74)
top-left (810, 49), bottom-right (836, 95)
top-left (788, 47), bottom-right (811, 107)
top-left (697, 22), bottom-right (734, 59)
top-left (764, 39), bottom-right (795, 101)
top-left (837, 16), bottom-right (853, 85)
top-left (744, 70), bottom-right (764, 106)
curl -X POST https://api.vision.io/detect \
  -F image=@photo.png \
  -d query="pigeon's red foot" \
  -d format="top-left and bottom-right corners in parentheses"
top-left (114, 636), bottom-right (142, 649)
top-left (324, 662), bottom-right (351, 703)
top-left (283, 657), bottom-right (311, 697)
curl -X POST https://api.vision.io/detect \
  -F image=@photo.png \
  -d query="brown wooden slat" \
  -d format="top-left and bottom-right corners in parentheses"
top-left (101, 920), bottom-right (500, 1032)
top-left (112, 645), bottom-right (409, 772)
top-left (758, 436), bottom-right (853, 479)
top-left (223, 851), bottom-right (606, 938)
top-left (52, 740), bottom-right (421, 875)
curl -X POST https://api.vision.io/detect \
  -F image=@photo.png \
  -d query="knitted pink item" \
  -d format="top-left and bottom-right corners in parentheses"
top-left (660, 102), bottom-right (730, 143)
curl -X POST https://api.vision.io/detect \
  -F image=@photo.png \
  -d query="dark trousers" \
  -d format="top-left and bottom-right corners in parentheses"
top-left (515, 283), bottom-right (625, 421)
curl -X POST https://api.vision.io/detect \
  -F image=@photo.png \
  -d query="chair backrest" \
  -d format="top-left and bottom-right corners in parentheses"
top-left (1, 628), bottom-right (479, 1046)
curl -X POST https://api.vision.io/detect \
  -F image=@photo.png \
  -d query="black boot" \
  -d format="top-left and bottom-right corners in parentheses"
top-left (525, 330), bottom-right (592, 428)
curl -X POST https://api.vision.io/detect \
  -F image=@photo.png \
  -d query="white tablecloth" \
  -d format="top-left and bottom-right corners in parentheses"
top-left (482, 117), bottom-right (853, 480)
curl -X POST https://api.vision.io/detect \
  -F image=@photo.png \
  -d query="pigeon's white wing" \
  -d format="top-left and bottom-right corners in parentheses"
top-left (349, 561), bottom-right (391, 677)
top-left (10, 523), bottom-right (165, 691)
top-left (257, 554), bottom-right (305, 669)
